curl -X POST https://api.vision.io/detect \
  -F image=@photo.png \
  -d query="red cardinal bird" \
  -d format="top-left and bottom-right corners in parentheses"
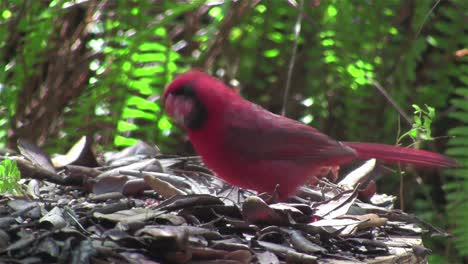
top-left (163, 70), bottom-right (456, 199)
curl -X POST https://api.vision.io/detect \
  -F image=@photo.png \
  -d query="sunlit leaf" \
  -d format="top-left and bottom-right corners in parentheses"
top-left (426, 36), bottom-right (439, 47)
top-left (132, 53), bottom-right (166, 62)
top-left (230, 27), bottom-right (243, 41)
top-left (126, 96), bottom-right (160, 112)
top-left (321, 39), bottom-right (334, 46)
top-left (301, 114), bottom-right (314, 124)
top-left (263, 49), bottom-right (280, 58)
top-left (129, 79), bottom-right (153, 95)
top-left (267, 32), bottom-right (284, 43)
top-left (131, 7), bottom-right (139, 15)
top-left (133, 66), bottom-right (164, 77)
top-left (327, 5), bottom-right (337, 18)
top-left (139, 42), bottom-right (167, 52)
top-left (122, 61), bottom-right (132, 72)
top-left (374, 56), bottom-right (382, 65)
top-left (388, 27), bottom-right (398, 35)
top-left (114, 135), bottom-right (138, 147)
top-left (158, 116), bottom-right (172, 131)
top-left (0, 159), bottom-right (22, 194)
top-left (2, 9), bottom-right (12, 20)
top-left (302, 98), bottom-right (314, 107)
top-left (319, 30), bottom-right (336, 38)
top-left (256, 4), bottom-right (266, 13)
top-left (324, 55), bottom-right (338, 63)
top-left (122, 108), bottom-right (156, 120)
top-left (383, 8), bottom-right (394, 16)
top-left (117, 120), bottom-right (138, 132)
top-left (209, 6), bottom-right (223, 22)
top-left (154, 27), bottom-right (166, 37)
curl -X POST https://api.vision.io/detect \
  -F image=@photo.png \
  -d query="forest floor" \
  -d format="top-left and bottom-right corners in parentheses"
top-left (0, 138), bottom-right (443, 263)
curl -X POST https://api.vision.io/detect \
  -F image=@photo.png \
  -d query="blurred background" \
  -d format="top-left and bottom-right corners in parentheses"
top-left (0, 0), bottom-right (467, 261)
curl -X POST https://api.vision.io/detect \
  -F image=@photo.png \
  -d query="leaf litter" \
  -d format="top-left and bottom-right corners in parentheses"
top-left (0, 138), bottom-right (444, 263)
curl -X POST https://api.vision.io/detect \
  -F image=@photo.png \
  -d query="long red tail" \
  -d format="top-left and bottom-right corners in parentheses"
top-left (344, 142), bottom-right (457, 167)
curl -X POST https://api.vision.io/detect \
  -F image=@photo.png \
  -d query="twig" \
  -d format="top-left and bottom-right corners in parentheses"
top-left (399, 166), bottom-right (404, 211)
top-left (414, 0), bottom-right (442, 40)
top-left (367, 76), bottom-right (412, 126)
top-left (200, 0), bottom-right (260, 69)
top-left (281, 0), bottom-right (304, 116)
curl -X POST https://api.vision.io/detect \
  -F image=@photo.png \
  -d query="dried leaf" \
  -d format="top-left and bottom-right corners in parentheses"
top-left (91, 175), bottom-right (128, 195)
top-left (153, 194), bottom-right (224, 212)
top-left (225, 249), bottom-right (253, 264)
top-left (242, 196), bottom-right (286, 225)
top-left (104, 140), bottom-right (160, 164)
top-left (96, 158), bottom-right (162, 180)
top-left (27, 179), bottom-right (41, 198)
top-left (144, 175), bottom-right (187, 198)
top-left (39, 207), bottom-right (66, 229)
top-left (255, 251), bottom-right (280, 264)
top-left (93, 208), bottom-right (160, 224)
top-left (7, 200), bottom-right (41, 219)
top-left (338, 214), bottom-right (387, 230)
top-left (71, 239), bottom-right (97, 264)
top-left (18, 139), bottom-right (56, 174)
top-left (287, 230), bottom-right (327, 254)
top-left (89, 192), bottom-right (125, 202)
top-left (384, 211), bottom-right (450, 237)
top-left (338, 159), bottom-right (376, 189)
top-left (52, 136), bottom-right (99, 168)
top-left (255, 240), bottom-right (317, 263)
top-left (308, 218), bottom-right (364, 235)
top-left (313, 189), bottom-right (359, 219)
top-left (122, 178), bottom-right (149, 195)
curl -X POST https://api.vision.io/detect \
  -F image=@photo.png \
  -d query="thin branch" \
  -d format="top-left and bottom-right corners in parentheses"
top-left (199, 0), bottom-right (260, 69)
top-left (281, 0), bottom-right (303, 116)
top-left (414, 0), bottom-right (442, 39)
top-left (367, 77), bottom-right (412, 126)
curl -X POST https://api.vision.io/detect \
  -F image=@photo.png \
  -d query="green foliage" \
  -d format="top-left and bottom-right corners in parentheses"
top-left (0, 0), bottom-right (61, 148)
top-left (0, 158), bottom-right (22, 195)
top-left (56, 1), bottom-right (205, 152)
top-left (398, 104), bottom-right (435, 142)
top-left (445, 85), bottom-right (468, 256)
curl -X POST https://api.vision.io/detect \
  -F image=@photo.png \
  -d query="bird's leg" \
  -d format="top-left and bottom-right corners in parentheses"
top-left (273, 184), bottom-right (281, 201)
top-left (259, 184), bottom-right (281, 204)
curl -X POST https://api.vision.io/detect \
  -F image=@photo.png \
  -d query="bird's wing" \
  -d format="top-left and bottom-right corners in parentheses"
top-left (223, 103), bottom-right (356, 165)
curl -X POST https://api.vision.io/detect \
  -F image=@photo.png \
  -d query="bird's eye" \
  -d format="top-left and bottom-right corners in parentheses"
top-left (172, 83), bottom-right (195, 97)
top-left (164, 80), bottom-right (206, 130)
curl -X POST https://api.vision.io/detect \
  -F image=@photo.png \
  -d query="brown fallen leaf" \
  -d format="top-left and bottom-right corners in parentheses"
top-left (52, 136), bottom-right (99, 168)
top-left (144, 175), bottom-right (187, 199)
top-left (241, 196), bottom-right (286, 225)
top-left (338, 213), bottom-right (388, 230)
top-left (225, 249), bottom-right (253, 264)
top-left (312, 189), bottom-right (359, 219)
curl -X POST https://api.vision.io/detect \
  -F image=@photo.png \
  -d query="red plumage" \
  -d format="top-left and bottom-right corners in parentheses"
top-left (163, 70), bottom-right (456, 199)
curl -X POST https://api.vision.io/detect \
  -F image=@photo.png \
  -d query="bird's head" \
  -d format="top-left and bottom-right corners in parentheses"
top-left (163, 70), bottom-right (235, 130)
